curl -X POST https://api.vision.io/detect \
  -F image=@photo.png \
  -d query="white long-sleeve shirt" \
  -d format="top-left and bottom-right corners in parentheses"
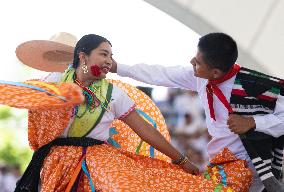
top-left (118, 63), bottom-right (284, 160)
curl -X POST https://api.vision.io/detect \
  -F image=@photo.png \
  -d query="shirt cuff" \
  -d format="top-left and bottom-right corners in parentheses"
top-left (253, 115), bottom-right (264, 131)
top-left (253, 115), bottom-right (279, 136)
top-left (117, 64), bottom-right (129, 76)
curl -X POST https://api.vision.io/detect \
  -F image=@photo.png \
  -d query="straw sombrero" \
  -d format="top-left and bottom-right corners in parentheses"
top-left (16, 32), bottom-right (77, 72)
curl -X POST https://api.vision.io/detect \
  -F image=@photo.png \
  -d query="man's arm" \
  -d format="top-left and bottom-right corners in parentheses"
top-left (114, 62), bottom-right (198, 91)
top-left (228, 95), bottom-right (284, 137)
top-left (253, 95), bottom-right (284, 137)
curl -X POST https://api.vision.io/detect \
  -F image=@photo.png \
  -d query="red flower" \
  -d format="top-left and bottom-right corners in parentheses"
top-left (90, 65), bottom-right (101, 77)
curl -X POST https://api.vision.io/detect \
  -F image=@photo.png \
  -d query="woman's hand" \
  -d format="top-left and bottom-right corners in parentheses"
top-left (181, 161), bottom-right (200, 175)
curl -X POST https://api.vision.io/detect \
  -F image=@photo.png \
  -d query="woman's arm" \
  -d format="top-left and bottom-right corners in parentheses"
top-left (122, 110), bottom-right (199, 175)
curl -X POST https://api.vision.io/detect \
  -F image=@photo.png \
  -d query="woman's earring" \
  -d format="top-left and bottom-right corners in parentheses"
top-left (82, 62), bottom-right (88, 74)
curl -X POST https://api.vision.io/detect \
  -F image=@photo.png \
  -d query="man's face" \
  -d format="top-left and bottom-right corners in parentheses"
top-left (190, 50), bottom-right (215, 80)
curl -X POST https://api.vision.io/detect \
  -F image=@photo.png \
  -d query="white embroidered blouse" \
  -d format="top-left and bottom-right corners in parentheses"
top-left (43, 72), bottom-right (135, 141)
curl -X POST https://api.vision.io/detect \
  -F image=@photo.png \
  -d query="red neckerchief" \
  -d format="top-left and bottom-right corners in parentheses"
top-left (206, 64), bottom-right (241, 120)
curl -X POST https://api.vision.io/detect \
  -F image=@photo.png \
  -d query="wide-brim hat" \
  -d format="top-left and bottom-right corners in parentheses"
top-left (16, 32), bottom-right (77, 72)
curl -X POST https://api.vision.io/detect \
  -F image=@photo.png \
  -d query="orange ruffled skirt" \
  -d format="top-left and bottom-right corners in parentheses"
top-left (40, 146), bottom-right (252, 192)
top-left (0, 80), bottom-right (253, 191)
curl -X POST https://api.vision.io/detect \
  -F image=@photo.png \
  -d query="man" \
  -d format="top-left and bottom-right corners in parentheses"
top-left (111, 33), bottom-right (284, 192)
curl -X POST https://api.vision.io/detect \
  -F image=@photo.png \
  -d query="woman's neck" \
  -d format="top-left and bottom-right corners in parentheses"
top-left (75, 70), bottom-right (99, 87)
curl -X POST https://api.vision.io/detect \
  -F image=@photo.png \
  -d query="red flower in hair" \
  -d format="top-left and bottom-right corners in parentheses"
top-left (90, 65), bottom-right (101, 77)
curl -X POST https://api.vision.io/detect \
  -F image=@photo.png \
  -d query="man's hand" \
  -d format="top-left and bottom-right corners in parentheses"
top-left (227, 114), bottom-right (256, 134)
top-left (110, 58), bottom-right (118, 73)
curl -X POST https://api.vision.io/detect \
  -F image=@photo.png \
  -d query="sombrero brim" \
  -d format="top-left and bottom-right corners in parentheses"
top-left (16, 40), bottom-right (74, 72)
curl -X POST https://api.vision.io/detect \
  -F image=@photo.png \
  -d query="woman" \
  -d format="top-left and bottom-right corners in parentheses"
top-left (15, 34), bottom-right (199, 191)
top-left (12, 34), bottom-right (252, 192)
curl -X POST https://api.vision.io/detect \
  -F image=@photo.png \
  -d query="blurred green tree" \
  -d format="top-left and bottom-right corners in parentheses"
top-left (0, 106), bottom-right (32, 173)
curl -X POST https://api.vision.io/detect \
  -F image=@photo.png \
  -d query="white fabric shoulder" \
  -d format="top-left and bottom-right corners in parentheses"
top-left (41, 72), bottom-right (63, 83)
top-left (111, 85), bottom-right (135, 119)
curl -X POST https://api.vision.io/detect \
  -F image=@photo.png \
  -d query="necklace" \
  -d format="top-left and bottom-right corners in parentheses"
top-left (73, 79), bottom-right (111, 118)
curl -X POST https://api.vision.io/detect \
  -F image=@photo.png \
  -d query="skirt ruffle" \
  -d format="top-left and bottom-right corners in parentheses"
top-left (40, 145), bottom-right (252, 192)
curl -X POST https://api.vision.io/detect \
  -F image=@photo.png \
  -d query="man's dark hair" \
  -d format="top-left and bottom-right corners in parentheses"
top-left (198, 33), bottom-right (238, 72)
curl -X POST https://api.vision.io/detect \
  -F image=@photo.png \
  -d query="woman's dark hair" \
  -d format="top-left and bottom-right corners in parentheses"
top-left (72, 34), bottom-right (112, 68)
top-left (198, 33), bottom-right (238, 72)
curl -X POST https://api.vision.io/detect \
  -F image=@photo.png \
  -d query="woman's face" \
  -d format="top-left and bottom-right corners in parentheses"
top-left (79, 42), bottom-right (113, 80)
